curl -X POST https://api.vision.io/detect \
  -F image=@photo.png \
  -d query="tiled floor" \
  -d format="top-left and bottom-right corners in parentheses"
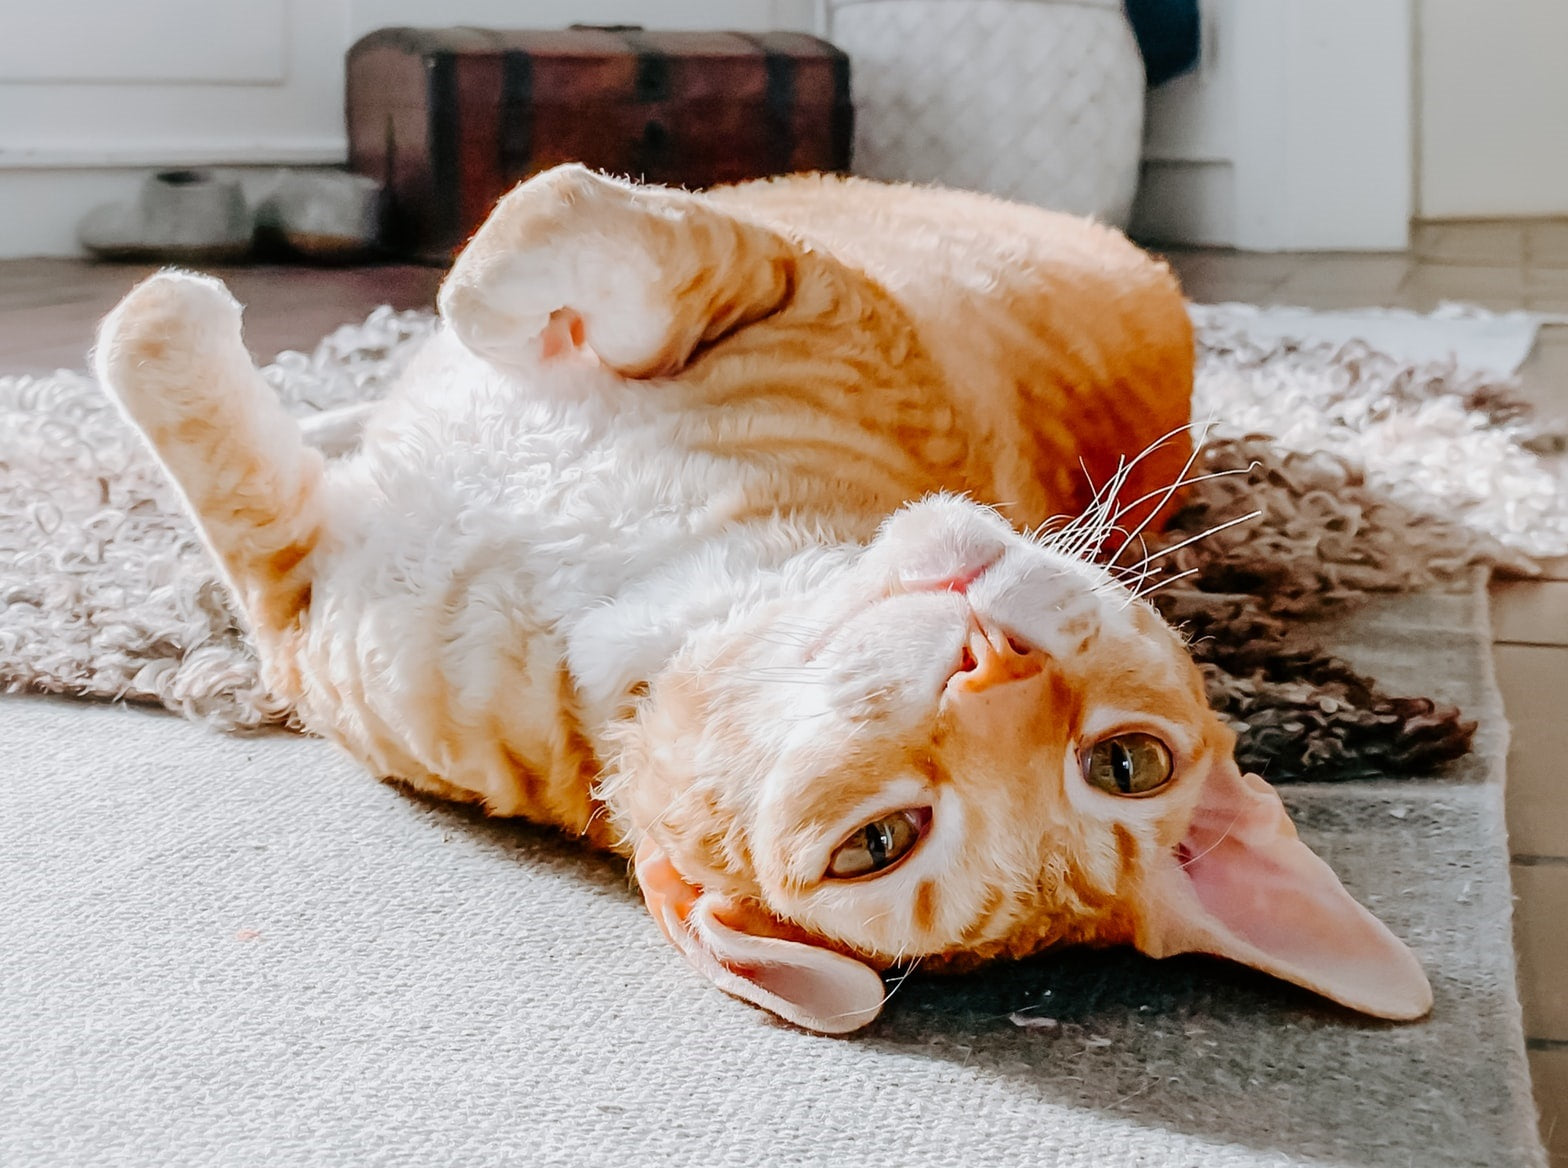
top-left (1, 226), bottom-right (1566, 1159)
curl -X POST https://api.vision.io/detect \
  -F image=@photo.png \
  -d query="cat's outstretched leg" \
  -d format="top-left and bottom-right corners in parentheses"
top-left (299, 401), bottom-right (376, 458)
top-left (439, 163), bottom-right (801, 379)
top-left (95, 271), bottom-right (326, 639)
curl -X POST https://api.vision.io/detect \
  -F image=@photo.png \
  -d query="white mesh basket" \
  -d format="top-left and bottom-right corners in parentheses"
top-left (827, 0), bottom-right (1145, 225)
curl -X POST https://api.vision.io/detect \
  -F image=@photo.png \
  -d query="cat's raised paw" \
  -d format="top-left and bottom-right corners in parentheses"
top-left (437, 165), bottom-right (682, 378)
top-left (95, 271), bottom-right (244, 389)
top-left (94, 271), bottom-right (249, 424)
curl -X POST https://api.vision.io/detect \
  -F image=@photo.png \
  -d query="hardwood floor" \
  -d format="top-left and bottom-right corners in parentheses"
top-left (0, 259), bottom-right (443, 375)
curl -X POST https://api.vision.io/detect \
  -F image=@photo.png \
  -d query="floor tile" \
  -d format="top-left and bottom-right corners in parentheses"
top-left (1175, 277), bottom-right (1293, 306)
top-left (1270, 254), bottom-right (1411, 297)
top-left (1493, 580), bottom-right (1568, 646)
top-left (1161, 249), bottom-right (1328, 308)
top-left (1527, 269), bottom-right (1568, 313)
top-left (1513, 862), bottom-right (1568, 1042)
top-left (1529, 268), bottom-right (1568, 295)
top-left (1394, 263), bottom-right (1530, 312)
top-left (1530, 1045), bottom-right (1568, 1166)
top-left (0, 302), bottom-right (123, 372)
top-left (1527, 221), bottom-right (1568, 269)
top-left (1159, 248), bottom-right (1299, 291)
top-left (1497, 645), bottom-right (1568, 860)
top-left (1413, 221), bottom-right (1528, 267)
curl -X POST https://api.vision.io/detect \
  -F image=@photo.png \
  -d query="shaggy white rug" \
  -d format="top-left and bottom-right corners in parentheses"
top-left (0, 305), bottom-right (1562, 1167)
top-left (1201, 301), bottom-right (1564, 375)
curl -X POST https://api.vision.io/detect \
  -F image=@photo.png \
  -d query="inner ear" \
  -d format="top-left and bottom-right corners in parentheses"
top-left (634, 836), bottom-right (887, 1034)
top-left (1134, 761), bottom-right (1432, 1021)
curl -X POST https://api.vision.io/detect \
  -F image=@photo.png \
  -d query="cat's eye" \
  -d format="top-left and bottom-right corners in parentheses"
top-left (1082, 733), bottom-right (1174, 796)
top-left (826, 808), bottom-right (931, 879)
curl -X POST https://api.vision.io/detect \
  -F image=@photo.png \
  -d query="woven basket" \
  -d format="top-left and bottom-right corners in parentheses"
top-left (827, 0), bottom-right (1145, 225)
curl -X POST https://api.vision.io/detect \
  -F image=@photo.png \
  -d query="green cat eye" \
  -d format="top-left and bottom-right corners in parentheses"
top-left (826, 808), bottom-right (930, 879)
top-left (1083, 733), bottom-right (1174, 796)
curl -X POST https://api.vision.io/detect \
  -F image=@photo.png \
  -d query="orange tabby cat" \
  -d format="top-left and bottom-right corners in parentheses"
top-left (94, 164), bottom-right (1431, 1033)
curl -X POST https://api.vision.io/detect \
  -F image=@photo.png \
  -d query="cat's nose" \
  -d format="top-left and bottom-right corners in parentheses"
top-left (949, 622), bottom-right (1045, 693)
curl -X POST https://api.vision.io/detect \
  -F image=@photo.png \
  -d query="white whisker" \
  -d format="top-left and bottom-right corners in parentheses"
top-left (880, 956), bottom-right (925, 1010)
top-left (1127, 509), bottom-right (1262, 574)
top-left (1177, 806), bottom-right (1247, 872)
top-left (1104, 429), bottom-right (1211, 569)
top-left (1120, 461), bottom-right (1260, 516)
top-left (1047, 421), bottom-right (1226, 565)
top-left (1125, 566), bottom-right (1203, 606)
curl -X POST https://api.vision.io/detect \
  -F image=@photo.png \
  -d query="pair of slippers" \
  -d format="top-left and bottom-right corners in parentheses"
top-left (80, 169), bottom-right (382, 264)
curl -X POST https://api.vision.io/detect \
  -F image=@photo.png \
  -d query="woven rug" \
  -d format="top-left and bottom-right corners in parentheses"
top-left (1, 307), bottom-right (1565, 1166)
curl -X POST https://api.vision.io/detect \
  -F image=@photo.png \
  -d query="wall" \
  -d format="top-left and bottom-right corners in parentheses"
top-left (1417, 0), bottom-right (1568, 219)
top-left (0, 0), bottom-right (815, 258)
top-left (1, 0), bottom-right (1428, 257)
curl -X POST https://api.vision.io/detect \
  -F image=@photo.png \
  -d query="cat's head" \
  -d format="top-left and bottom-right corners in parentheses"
top-left (609, 495), bottom-right (1432, 1033)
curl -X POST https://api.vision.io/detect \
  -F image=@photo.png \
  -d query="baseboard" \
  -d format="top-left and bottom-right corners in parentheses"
top-left (0, 165), bottom-right (342, 259)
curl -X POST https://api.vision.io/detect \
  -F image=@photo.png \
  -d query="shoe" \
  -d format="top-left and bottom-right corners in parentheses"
top-left (255, 170), bottom-right (382, 262)
top-left (79, 169), bottom-right (252, 263)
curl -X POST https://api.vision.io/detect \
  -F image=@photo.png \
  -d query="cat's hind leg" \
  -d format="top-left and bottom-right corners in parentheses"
top-left (95, 271), bottom-right (327, 639)
top-left (438, 163), bottom-right (801, 379)
top-left (299, 401), bottom-right (376, 458)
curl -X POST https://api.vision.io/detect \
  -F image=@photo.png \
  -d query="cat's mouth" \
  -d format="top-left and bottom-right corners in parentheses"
top-left (893, 557), bottom-right (998, 597)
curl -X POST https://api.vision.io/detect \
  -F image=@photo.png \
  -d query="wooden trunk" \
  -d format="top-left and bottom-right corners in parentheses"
top-left (346, 26), bottom-right (853, 263)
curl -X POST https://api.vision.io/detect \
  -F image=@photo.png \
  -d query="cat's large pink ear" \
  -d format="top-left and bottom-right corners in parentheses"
top-left (634, 837), bottom-right (886, 1034)
top-left (1137, 761), bottom-right (1433, 1020)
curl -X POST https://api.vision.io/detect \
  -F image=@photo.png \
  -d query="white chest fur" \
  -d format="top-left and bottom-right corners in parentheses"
top-left (307, 329), bottom-right (849, 767)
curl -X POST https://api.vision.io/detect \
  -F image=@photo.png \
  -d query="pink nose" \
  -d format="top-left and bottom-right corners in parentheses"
top-left (950, 622), bottom-right (1045, 693)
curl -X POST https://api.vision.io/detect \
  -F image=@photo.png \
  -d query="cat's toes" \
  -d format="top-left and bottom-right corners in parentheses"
top-left (95, 270), bottom-right (245, 401)
top-left (438, 165), bottom-right (677, 377)
top-left (436, 266), bottom-right (562, 372)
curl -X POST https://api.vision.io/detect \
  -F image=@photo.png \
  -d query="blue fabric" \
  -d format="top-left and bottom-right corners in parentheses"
top-left (1124, 0), bottom-right (1200, 86)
